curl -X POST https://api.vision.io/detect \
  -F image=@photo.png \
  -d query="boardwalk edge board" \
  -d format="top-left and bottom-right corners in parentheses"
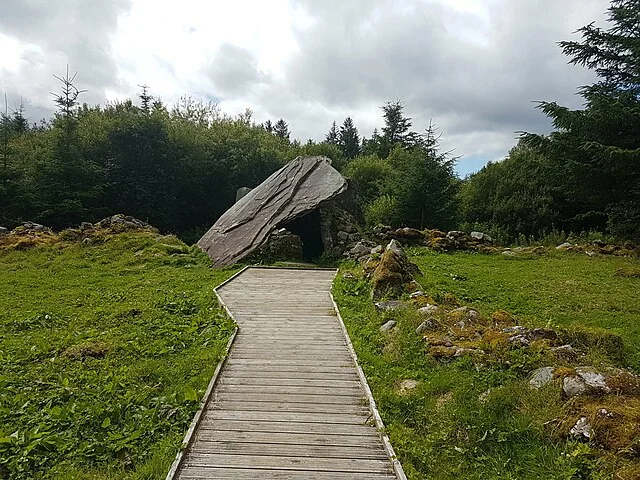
top-left (164, 269), bottom-right (246, 480)
top-left (329, 274), bottom-right (409, 480)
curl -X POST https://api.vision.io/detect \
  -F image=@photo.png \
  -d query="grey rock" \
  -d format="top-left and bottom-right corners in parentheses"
top-left (350, 242), bottom-right (370, 256)
top-left (502, 326), bottom-right (528, 335)
top-left (82, 238), bottom-right (92, 245)
top-left (502, 250), bottom-right (517, 257)
top-left (529, 367), bottom-right (555, 389)
top-left (235, 186), bottom-right (252, 203)
top-left (576, 367), bottom-right (611, 393)
top-left (0, 226), bottom-right (7, 234)
top-left (470, 231), bottom-right (489, 241)
top-left (197, 156), bottom-right (347, 267)
top-left (598, 408), bottom-right (614, 418)
top-left (380, 320), bottom-right (397, 332)
top-left (337, 231), bottom-right (349, 241)
top-left (410, 291), bottom-right (425, 298)
top-left (419, 304), bottom-right (440, 315)
top-left (507, 334), bottom-right (530, 347)
top-left (563, 376), bottom-right (587, 397)
top-left (374, 301), bottom-right (403, 312)
top-left (79, 222), bottom-right (94, 230)
top-left (386, 239), bottom-right (404, 256)
top-left (415, 320), bottom-right (434, 335)
top-left (570, 416), bottom-right (592, 439)
top-left (446, 231), bottom-right (465, 239)
top-left (529, 328), bottom-right (558, 342)
top-left (550, 344), bottom-right (577, 359)
top-left (348, 233), bottom-right (360, 243)
top-left (556, 242), bottom-right (572, 250)
top-left (585, 251), bottom-right (596, 257)
top-left (371, 245), bottom-right (383, 255)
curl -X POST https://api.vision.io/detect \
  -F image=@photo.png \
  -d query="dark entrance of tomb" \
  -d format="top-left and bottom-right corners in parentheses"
top-left (282, 209), bottom-right (324, 261)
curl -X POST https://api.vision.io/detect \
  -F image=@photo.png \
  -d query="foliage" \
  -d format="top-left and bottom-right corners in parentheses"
top-left (0, 232), bottom-right (238, 479)
top-left (364, 194), bottom-right (398, 227)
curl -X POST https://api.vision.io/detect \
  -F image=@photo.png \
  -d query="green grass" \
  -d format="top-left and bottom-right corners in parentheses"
top-left (333, 248), bottom-right (640, 480)
top-left (0, 233), bottom-right (238, 479)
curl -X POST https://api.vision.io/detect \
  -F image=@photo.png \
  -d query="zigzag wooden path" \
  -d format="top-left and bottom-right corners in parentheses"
top-left (168, 267), bottom-right (405, 480)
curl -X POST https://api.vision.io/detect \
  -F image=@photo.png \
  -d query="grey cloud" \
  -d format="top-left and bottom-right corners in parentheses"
top-left (207, 44), bottom-right (271, 96)
top-left (0, 0), bottom-right (132, 115)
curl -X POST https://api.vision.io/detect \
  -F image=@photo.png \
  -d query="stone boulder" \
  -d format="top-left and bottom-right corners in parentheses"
top-left (371, 240), bottom-right (421, 300)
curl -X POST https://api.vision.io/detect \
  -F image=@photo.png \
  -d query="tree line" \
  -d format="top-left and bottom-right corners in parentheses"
top-left (1, 0), bottom-right (638, 243)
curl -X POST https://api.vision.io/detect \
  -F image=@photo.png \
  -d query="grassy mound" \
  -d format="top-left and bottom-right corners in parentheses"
top-left (333, 248), bottom-right (640, 479)
top-left (0, 232), bottom-right (238, 479)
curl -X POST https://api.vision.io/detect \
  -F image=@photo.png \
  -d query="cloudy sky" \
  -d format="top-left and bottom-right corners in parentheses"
top-left (0, 0), bottom-right (610, 175)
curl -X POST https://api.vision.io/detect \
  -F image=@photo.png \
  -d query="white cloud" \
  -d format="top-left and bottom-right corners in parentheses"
top-left (0, 0), bottom-right (612, 174)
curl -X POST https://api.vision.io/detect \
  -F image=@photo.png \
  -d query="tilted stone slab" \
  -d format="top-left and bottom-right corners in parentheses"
top-left (197, 156), bottom-right (347, 268)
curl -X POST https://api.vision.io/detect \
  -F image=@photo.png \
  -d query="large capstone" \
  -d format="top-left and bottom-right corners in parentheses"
top-left (197, 156), bottom-right (347, 267)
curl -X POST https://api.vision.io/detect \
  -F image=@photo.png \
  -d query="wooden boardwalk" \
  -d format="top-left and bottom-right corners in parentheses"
top-left (168, 267), bottom-right (405, 480)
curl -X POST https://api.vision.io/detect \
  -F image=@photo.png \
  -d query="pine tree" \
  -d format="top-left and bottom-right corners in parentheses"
top-left (274, 118), bottom-right (290, 140)
top-left (138, 85), bottom-right (152, 114)
top-left (325, 121), bottom-right (339, 144)
top-left (338, 117), bottom-right (360, 159)
top-left (523, 0), bottom-right (640, 238)
top-left (263, 119), bottom-right (274, 133)
top-left (381, 101), bottom-right (412, 144)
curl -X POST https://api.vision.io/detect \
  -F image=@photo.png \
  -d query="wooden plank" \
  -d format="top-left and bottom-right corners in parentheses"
top-left (214, 384), bottom-right (363, 396)
top-left (197, 419), bottom-right (375, 436)
top-left (190, 441), bottom-right (388, 459)
top-left (221, 370), bottom-right (359, 380)
top-left (214, 392), bottom-right (365, 405)
top-left (212, 400), bottom-right (368, 415)
top-left (179, 467), bottom-right (395, 479)
top-left (183, 453), bottom-right (392, 474)
top-left (204, 410), bottom-right (371, 425)
top-left (216, 377), bottom-right (360, 388)
top-left (193, 429), bottom-right (383, 447)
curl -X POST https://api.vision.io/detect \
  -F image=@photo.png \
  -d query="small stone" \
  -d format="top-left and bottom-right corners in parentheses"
top-left (556, 242), bottom-right (572, 250)
top-left (410, 291), bottom-right (425, 298)
top-left (386, 239), bottom-right (404, 256)
top-left (502, 326), bottom-right (528, 334)
top-left (576, 367), bottom-right (611, 393)
top-left (380, 320), bottom-right (397, 332)
top-left (374, 301), bottom-right (403, 312)
top-left (529, 328), bottom-right (558, 342)
top-left (337, 231), bottom-right (349, 241)
top-left (398, 379), bottom-right (418, 395)
top-left (82, 238), bottom-right (92, 245)
top-left (446, 231), bottom-right (465, 239)
top-left (550, 344), bottom-right (577, 359)
top-left (570, 416), bottom-right (592, 439)
top-left (419, 304), bottom-right (440, 315)
top-left (342, 272), bottom-right (355, 279)
top-left (79, 222), bottom-right (94, 230)
top-left (529, 367), bottom-right (555, 389)
top-left (349, 242), bottom-right (370, 256)
top-left (415, 320), bottom-right (434, 335)
top-left (470, 231), bottom-right (485, 241)
top-left (563, 376), bottom-right (587, 397)
top-left (502, 250), bottom-right (517, 257)
top-left (0, 226), bottom-right (8, 234)
top-left (507, 334), bottom-right (530, 347)
top-left (597, 408), bottom-right (614, 419)
top-left (371, 245), bottom-right (383, 255)
top-left (585, 251), bottom-right (596, 257)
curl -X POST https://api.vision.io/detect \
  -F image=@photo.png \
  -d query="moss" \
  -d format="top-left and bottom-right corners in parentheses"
top-left (559, 326), bottom-right (626, 364)
top-left (62, 341), bottom-right (111, 360)
top-left (614, 267), bottom-right (640, 278)
top-left (491, 309), bottom-right (516, 326)
top-left (428, 346), bottom-right (457, 359)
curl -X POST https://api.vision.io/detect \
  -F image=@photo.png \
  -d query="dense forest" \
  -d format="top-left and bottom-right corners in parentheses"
top-left (1, 0), bottom-right (638, 243)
